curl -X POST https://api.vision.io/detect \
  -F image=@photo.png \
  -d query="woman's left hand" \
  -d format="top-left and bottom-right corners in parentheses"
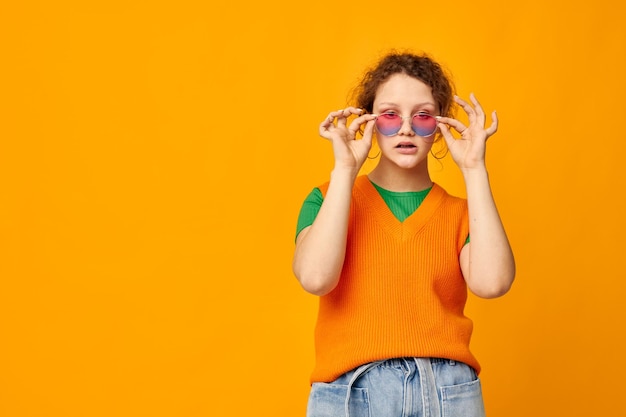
top-left (436, 93), bottom-right (498, 171)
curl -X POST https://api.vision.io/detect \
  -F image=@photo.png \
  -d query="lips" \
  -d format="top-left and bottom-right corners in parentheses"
top-left (393, 141), bottom-right (419, 155)
top-left (395, 141), bottom-right (416, 148)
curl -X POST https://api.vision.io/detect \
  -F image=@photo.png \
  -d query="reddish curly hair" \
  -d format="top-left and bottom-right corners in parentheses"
top-left (352, 51), bottom-right (456, 118)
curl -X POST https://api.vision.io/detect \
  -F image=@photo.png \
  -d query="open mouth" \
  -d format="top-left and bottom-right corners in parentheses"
top-left (396, 143), bottom-right (416, 148)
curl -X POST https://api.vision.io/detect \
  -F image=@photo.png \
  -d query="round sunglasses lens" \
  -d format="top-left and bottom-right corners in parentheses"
top-left (375, 113), bottom-right (402, 136)
top-left (411, 113), bottom-right (437, 137)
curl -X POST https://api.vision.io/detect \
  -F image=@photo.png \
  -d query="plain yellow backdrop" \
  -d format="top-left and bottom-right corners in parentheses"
top-left (1, 1), bottom-right (625, 416)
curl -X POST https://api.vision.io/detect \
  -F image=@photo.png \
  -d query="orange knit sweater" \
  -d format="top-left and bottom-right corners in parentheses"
top-left (311, 175), bottom-right (478, 383)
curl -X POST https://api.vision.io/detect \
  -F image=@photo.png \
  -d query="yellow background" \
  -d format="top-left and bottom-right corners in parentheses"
top-left (1, 1), bottom-right (625, 416)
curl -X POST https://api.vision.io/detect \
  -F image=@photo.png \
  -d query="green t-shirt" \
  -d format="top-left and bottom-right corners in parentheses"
top-left (296, 179), bottom-right (470, 243)
top-left (297, 180), bottom-right (431, 237)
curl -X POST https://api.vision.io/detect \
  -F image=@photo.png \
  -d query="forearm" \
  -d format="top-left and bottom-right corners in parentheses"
top-left (292, 168), bottom-right (357, 296)
top-left (462, 166), bottom-right (516, 298)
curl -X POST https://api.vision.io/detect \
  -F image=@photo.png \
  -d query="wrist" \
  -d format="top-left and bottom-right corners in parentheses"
top-left (330, 166), bottom-right (359, 182)
top-left (460, 163), bottom-right (488, 178)
top-left (461, 166), bottom-right (491, 189)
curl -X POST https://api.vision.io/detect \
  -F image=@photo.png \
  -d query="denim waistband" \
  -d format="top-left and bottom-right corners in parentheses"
top-left (344, 357), bottom-right (458, 417)
top-left (378, 357), bottom-right (457, 369)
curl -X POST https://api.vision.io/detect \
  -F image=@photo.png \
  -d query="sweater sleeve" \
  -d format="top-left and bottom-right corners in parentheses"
top-left (295, 187), bottom-right (324, 240)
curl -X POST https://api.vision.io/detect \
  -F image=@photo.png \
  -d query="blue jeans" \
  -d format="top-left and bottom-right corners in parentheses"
top-left (306, 358), bottom-right (485, 417)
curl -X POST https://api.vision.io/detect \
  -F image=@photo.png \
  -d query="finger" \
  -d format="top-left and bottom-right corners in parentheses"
top-left (436, 116), bottom-right (467, 135)
top-left (319, 123), bottom-right (332, 139)
top-left (321, 110), bottom-right (340, 127)
top-left (454, 95), bottom-right (474, 114)
top-left (362, 118), bottom-right (376, 140)
top-left (360, 119), bottom-right (376, 148)
top-left (338, 107), bottom-right (365, 127)
top-left (326, 109), bottom-right (347, 121)
top-left (319, 118), bottom-right (333, 139)
top-left (335, 108), bottom-right (350, 127)
top-left (320, 108), bottom-right (366, 137)
top-left (342, 107), bottom-right (363, 117)
top-left (347, 113), bottom-right (376, 134)
top-left (338, 106), bottom-right (363, 120)
top-left (319, 110), bottom-right (341, 138)
top-left (485, 110), bottom-right (498, 137)
top-left (349, 114), bottom-right (376, 131)
top-left (455, 95), bottom-right (478, 125)
top-left (320, 109), bottom-right (346, 132)
top-left (469, 93), bottom-right (486, 127)
top-left (437, 122), bottom-right (457, 149)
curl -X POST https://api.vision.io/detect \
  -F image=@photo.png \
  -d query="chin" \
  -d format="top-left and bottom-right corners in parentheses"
top-left (390, 156), bottom-right (428, 170)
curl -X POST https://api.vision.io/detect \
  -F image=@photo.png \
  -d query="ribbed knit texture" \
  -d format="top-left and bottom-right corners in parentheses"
top-left (310, 175), bottom-right (478, 383)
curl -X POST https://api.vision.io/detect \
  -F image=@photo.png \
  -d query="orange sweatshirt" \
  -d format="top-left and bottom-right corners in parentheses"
top-left (311, 175), bottom-right (478, 383)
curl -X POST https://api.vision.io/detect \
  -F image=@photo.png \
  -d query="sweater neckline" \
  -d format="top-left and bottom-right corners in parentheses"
top-left (355, 175), bottom-right (446, 241)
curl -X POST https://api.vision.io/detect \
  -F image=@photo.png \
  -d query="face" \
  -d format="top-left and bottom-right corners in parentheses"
top-left (372, 73), bottom-right (438, 170)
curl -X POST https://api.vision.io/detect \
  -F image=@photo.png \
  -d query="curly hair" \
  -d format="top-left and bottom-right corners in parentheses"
top-left (352, 51), bottom-right (456, 118)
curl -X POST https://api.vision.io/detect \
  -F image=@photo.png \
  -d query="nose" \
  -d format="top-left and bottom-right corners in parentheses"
top-left (397, 117), bottom-right (414, 136)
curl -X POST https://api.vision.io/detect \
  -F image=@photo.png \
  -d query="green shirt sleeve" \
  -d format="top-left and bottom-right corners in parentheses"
top-left (295, 187), bottom-right (324, 240)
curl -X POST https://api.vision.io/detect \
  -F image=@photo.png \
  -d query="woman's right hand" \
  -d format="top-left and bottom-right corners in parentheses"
top-left (319, 107), bottom-right (377, 173)
top-left (294, 107), bottom-right (375, 296)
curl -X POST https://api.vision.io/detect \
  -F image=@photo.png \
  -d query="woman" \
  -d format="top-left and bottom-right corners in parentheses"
top-left (293, 51), bottom-right (515, 417)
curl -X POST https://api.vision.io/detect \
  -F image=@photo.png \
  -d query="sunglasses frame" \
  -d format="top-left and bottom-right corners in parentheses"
top-left (374, 111), bottom-right (438, 138)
